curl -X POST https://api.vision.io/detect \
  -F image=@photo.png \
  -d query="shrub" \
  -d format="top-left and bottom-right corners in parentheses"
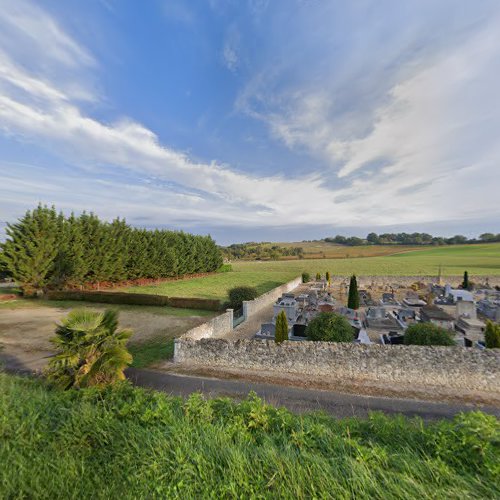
top-left (301, 272), bottom-right (310, 283)
top-left (347, 274), bottom-right (359, 310)
top-left (315, 272), bottom-right (321, 280)
top-left (227, 286), bottom-right (258, 309)
top-left (403, 323), bottom-right (455, 346)
top-left (484, 321), bottom-right (500, 348)
top-left (275, 310), bottom-right (288, 343)
top-left (325, 271), bottom-right (331, 283)
top-left (306, 312), bottom-right (354, 342)
top-left (217, 264), bottom-right (233, 273)
top-left (45, 309), bottom-right (133, 389)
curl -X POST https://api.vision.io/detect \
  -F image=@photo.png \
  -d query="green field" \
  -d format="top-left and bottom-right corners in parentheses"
top-left (124, 243), bottom-right (500, 300)
top-left (1, 373), bottom-right (498, 499)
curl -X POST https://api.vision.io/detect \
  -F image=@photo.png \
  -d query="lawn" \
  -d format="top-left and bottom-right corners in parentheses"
top-left (123, 243), bottom-right (500, 300)
top-left (0, 373), bottom-right (498, 499)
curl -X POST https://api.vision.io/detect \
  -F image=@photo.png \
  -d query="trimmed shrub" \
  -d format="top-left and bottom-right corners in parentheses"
top-left (301, 272), bottom-right (310, 283)
top-left (315, 272), bottom-right (321, 281)
top-left (216, 264), bottom-right (233, 273)
top-left (403, 323), bottom-right (455, 346)
top-left (227, 286), bottom-right (258, 309)
top-left (306, 312), bottom-right (354, 342)
top-left (484, 321), bottom-right (500, 348)
top-left (347, 274), bottom-right (359, 310)
top-left (45, 290), bottom-right (221, 310)
top-left (275, 310), bottom-right (288, 343)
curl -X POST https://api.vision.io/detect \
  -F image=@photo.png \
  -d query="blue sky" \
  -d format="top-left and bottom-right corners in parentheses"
top-left (1, 0), bottom-right (500, 244)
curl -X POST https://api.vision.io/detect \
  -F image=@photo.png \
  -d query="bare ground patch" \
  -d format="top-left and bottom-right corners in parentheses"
top-left (0, 303), bottom-right (211, 371)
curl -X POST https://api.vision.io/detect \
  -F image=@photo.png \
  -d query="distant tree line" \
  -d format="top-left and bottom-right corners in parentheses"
top-left (323, 232), bottom-right (500, 247)
top-left (222, 243), bottom-right (304, 260)
top-left (0, 205), bottom-right (222, 294)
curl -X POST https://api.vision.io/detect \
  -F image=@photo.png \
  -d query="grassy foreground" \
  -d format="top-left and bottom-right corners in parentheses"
top-left (1, 374), bottom-right (498, 499)
top-left (124, 243), bottom-right (500, 300)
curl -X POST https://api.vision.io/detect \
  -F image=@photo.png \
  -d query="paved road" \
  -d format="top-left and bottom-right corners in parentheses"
top-left (126, 368), bottom-right (500, 421)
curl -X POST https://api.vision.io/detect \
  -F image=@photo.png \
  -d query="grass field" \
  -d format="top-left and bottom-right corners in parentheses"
top-left (0, 373), bottom-right (498, 498)
top-left (245, 241), bottom-right (423, 259)
top-left (124, 243), bottom-right (500, 300)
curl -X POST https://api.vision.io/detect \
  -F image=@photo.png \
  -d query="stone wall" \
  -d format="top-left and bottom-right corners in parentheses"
top-left (174, 339), bottom-right (500, 393)
top-left (179, 276), bottom-right (302, 341)
top-left (336, 275), bottom-right (500, 289)
top-left (243, 276), bottom-right (302, 319)
top-left (180, 309), bottom-right (233, 340)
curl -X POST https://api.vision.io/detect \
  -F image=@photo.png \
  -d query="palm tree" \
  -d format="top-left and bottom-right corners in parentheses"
top-left (46, 308), bottom-right (133, 389)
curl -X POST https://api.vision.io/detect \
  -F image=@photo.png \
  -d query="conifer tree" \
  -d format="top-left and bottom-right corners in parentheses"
top-left (275, 310), bottom-right (288, 343)
top-left (462, 271), bottom-right (470, 290)
top-left (347, 274), bottom-right (360, 310)
top-left (1, 205), bottom-right (59, 294)
top-left (1, 205), bottom-right (223, 290)
top-left (484, 321), bottom-right (500, 348)
top-left (326, 271), bottom-right (331, 285)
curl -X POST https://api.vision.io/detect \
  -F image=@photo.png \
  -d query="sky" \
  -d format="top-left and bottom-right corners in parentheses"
top-left (1, 0), bottom-right (500, 244)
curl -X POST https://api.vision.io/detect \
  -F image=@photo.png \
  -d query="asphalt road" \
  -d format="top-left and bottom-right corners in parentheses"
top-left (126, 368), bottom-right (500, 421)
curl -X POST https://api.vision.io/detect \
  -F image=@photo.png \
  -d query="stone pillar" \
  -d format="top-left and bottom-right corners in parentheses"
top-left (226, 308), bottom-right (234, 331)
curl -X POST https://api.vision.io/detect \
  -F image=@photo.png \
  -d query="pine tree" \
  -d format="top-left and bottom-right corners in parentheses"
top-left (462, 271), bottom-right (469, 290)
top-left (275, 310), bottom-right (288, 343)
top-left (347, 274), bottom-right (360, 310)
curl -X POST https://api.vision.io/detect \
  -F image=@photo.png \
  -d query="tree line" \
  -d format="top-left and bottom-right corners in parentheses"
top-left (222, 242), bottom-right (304, 260)
top-left (0, 205), bottom-right (223, 293)
top-left (324, 232), bottom-right (500, 246)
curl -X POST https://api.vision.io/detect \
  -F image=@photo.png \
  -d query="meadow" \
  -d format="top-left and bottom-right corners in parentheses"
top-left (0, 373), bottom-right (498, 499)
top-left (124, 243), bottom-right (500, 300)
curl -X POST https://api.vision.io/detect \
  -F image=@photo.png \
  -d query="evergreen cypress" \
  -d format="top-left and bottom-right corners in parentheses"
top-left (484, 321), bottom-right (500, 348)
top-left (0, 205), bottom-right (223, 292)
top-left (462, 271), bottom-right (469, 290)
top-left (275, 310), bottom-right (288, 343)
top-left (347, 274), bottom-right (360, 310)
top-left (325, 271), bottom-right (331, 285)
top-left (1, 205), bottom-right (59, 294)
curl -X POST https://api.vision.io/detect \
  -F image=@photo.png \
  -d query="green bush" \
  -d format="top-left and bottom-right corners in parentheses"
top-left (403, 323), bottom-right (455, 346)
top-left (217, 264), bottom-right (233, 273)
top-left (306, 312), bottom-right (354, 342)
top-left (45, 290), bottom-right (221, 311)
top-left (315, 272), bottom-right (321, 280)
top-left (301, 271), bottom-right (310, 283)
top-left (484, 321), bottom-right (500, 348)
top-left (227, 286), bottom-right (258, 309)
top-left (275, 310), bottom-right (288, 343)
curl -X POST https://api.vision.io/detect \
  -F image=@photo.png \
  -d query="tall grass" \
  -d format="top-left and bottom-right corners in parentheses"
top-left (0, 373), bottom-right (498, 498)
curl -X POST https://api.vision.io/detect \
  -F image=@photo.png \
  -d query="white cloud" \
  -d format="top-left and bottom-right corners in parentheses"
top-left (1, 0), bottom-right (500, 234)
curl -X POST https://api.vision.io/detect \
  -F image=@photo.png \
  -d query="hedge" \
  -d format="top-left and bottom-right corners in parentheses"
top-left (44, 291), bottom-right (221, 311)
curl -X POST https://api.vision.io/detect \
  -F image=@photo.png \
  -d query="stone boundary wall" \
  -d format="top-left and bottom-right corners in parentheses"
top-left (180, 310), bottom-right (234, 340)
top-left (243, 276), bottom-right (302, 320)
top-left (335, 275), bottom-right (500, 288)
top-left (179, 276), bottom-right (302, 340)
top-left (174, 339), bottom-right (500, 393)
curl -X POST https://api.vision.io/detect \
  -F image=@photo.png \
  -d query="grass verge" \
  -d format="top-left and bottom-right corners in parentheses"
top-left (0, 373), bottom-right (498, 498)
top-left (128, 338), bottom-right (175, 368)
